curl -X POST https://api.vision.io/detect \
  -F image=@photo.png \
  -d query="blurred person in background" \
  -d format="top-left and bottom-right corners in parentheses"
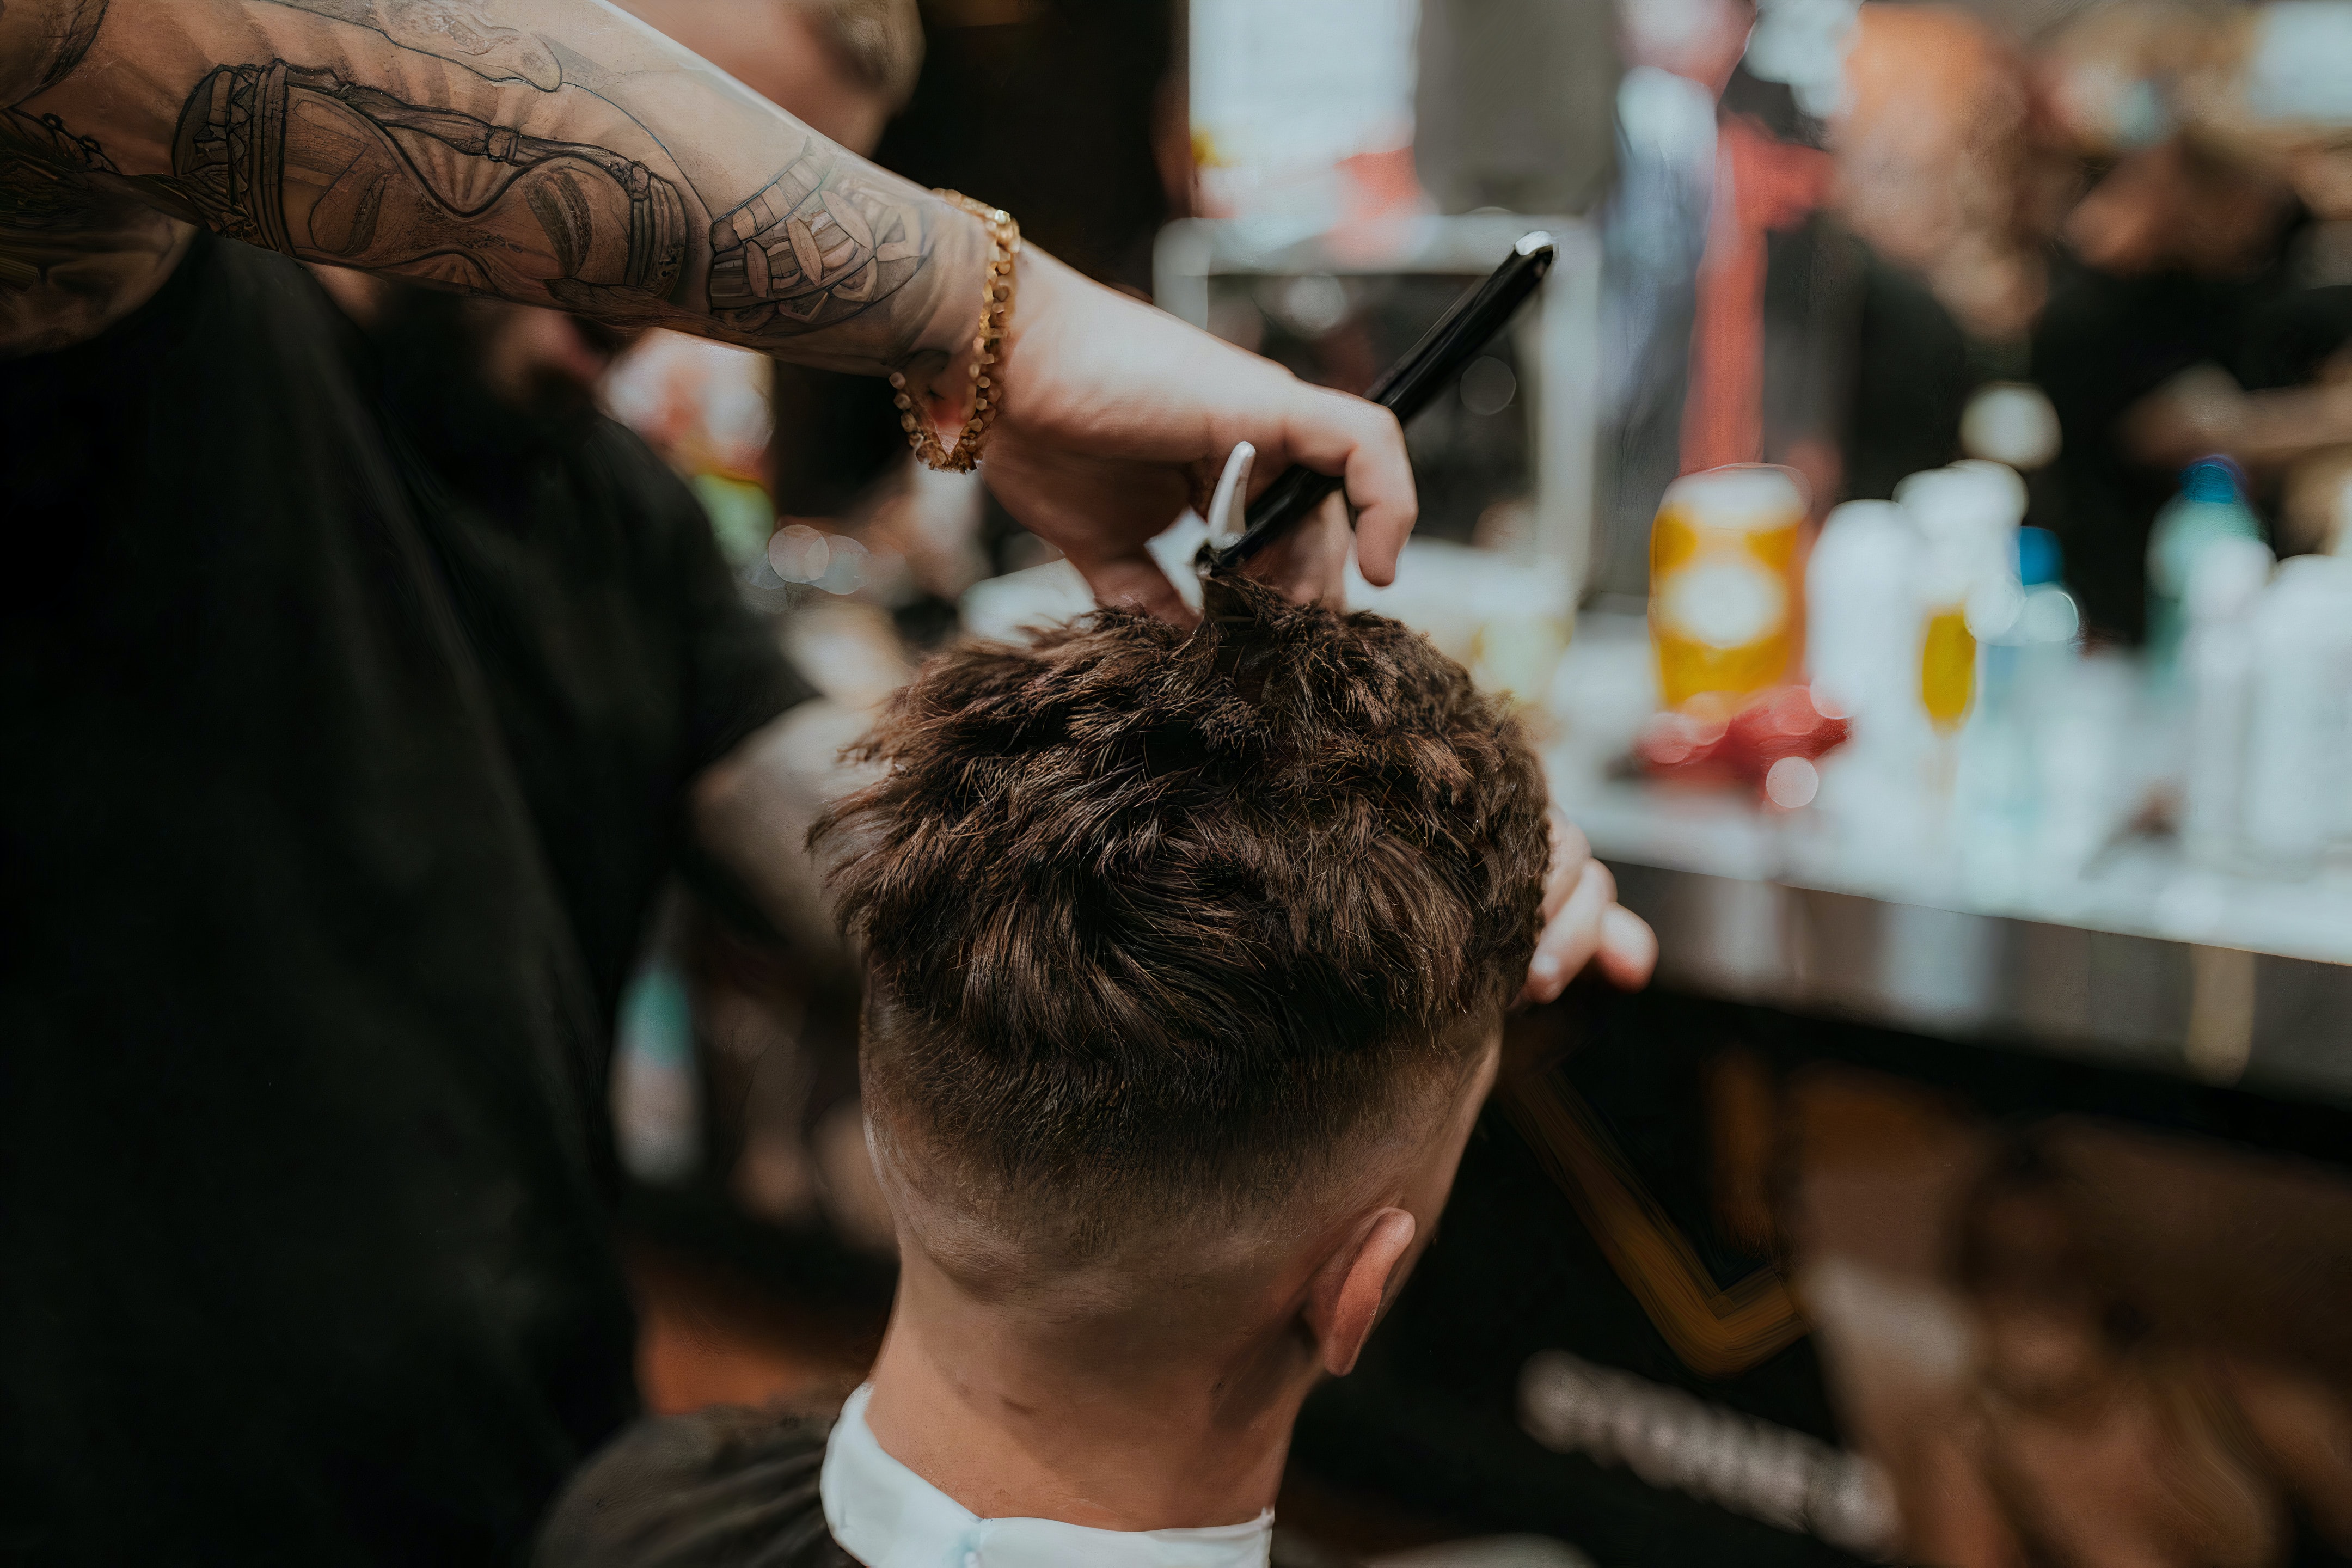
top-left (0, 4), bottom-right (1651, 1560)
top-left (1592, 0), bottom-right (1756, 595)
top-left (1592, 0), bottom-right (1873, 588)
top-left (2029, 1), bottom-right (2352, 640)
top-left (1826, 2), bottom-right (2051, 503)
top-left (1669, 0), bottom-right (1842, 499)
top-left (2096, 2), bottom-right (2352, 560)
top-left (1903, 1145), bottom-right (2352, 1567)
top-left (1833, 4), bottom-right (2046, 352)
top-left (1594, 0), bottom-right (2036, 593)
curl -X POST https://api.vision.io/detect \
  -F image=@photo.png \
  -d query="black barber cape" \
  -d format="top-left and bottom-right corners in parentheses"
top-left (540, 1408), bottom-right (857, 1568)
top-left (0, 232), bottom-right (806, 1564)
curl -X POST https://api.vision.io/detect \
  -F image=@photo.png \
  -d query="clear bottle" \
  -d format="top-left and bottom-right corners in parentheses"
top-left (1968, 528), bottom-right (2082, 860)
top-left (2147, 457), bottom-right (2264, 681)
top-left (1991, 529), bottom-right (2082, 726)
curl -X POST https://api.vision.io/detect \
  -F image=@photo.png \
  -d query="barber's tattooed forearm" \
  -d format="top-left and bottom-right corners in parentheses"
top-left (264, 0), bottom-right (564, 89)
top-left (705, 150), bottom-right (928, 336)
top-left (0, 0), bottom-right (982, 364)
top-left (163, 60), bottom-right (691, 308)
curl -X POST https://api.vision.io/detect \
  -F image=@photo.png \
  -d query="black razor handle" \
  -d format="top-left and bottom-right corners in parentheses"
top-left (1211, 231), bottom-right (1557, 572)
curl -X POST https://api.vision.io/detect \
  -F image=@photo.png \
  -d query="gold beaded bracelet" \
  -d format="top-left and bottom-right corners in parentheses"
top-left (889, 191), bottom-right (1020, 473)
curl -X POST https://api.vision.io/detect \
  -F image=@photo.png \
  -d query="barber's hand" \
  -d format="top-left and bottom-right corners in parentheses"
top-left (981, 247), bottom-right (1414, 621)
top-left (1522, 810), bottom-right (1657, 1004)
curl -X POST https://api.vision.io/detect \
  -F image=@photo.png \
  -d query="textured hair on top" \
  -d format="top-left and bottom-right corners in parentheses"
top-left (814, 573), bottom-right (1550, 1244)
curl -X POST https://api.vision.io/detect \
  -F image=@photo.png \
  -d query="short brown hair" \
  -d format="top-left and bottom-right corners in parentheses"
top-left (815, 575), bottom-right (1548, 1240)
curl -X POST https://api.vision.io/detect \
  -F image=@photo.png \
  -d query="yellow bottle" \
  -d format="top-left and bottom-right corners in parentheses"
top-left (1920, 605), bottom-right (1976, 732)
top-left (1650, 465), bottom-right (1808, 709)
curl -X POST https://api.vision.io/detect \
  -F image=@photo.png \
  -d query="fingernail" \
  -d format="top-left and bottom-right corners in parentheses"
top-left (1532, 954), bottom-right (1560, 981)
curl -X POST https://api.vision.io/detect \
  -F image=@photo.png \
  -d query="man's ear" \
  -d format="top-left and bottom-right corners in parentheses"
top-left (1301, 1208), bottom-right (1418, 1378)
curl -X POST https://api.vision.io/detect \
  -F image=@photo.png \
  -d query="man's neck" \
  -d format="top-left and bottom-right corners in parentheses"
top-left (860, 1266), bottom-right (1308, 1533)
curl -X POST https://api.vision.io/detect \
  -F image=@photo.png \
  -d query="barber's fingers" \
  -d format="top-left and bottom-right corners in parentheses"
top-left (1523, 859), bottom-right (1615, 1004)
top-left (1597, 903), bottom-right (1659, 990)
top-left (1265, 389), bottom-right (1417, 586)
top-left (1539, 810), bottom-right (1593, 924)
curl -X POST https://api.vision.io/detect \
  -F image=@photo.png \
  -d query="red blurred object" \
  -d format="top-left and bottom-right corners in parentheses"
top-left (1637, 685), bottom-right (1852, 797)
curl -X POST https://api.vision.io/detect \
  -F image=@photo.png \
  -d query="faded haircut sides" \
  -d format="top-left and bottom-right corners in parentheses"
top-left (813, 574), bottom-right (1550, 1250)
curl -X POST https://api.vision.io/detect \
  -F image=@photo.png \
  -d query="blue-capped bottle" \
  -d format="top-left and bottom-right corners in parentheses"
top-left (2147, 457), bottom-right (2263, 680)
top-left (1967, 527), bottom-right (2080, 854)
top-left (2014, 528), bottom-right (2081, 671)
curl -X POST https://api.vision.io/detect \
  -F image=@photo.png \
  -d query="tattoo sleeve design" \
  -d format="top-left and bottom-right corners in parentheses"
top-left (0, 0), bottom-right (977, 366)
top-left (169, 61), bottom-right (684, 303)
top-left (263, 1), bottom-right (562, 91)
top-left (706, 147), bottom-right (925, 336)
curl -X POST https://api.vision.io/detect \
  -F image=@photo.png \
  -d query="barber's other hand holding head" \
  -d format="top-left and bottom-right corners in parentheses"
top-left (981, 248), bottom-right (1415, 622)
top-left (1522, 808), bottom-right (1658, 1003)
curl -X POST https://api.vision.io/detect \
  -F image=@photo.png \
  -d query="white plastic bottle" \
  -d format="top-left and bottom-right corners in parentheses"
top-left (2179, 535), bottom-right (2275, 867)
top-left (1805, 499), bottom-right (1922, 736)
top-left (1806, 500), bottom-right (1929, 853)
top-left (1897, 462), bottom-right (2029, 598)
top-left (2241, 555), bottom-right (2352, 872)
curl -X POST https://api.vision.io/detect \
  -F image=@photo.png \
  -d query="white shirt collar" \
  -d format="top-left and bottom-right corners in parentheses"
top-left (819, 1384), bottom-right (1274, 1568)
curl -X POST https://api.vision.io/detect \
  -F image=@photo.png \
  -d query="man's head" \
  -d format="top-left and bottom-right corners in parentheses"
top-left (617, 0), bottom-right (924, 155)
top-left (816, 576), bottom-right (1548, 1391)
